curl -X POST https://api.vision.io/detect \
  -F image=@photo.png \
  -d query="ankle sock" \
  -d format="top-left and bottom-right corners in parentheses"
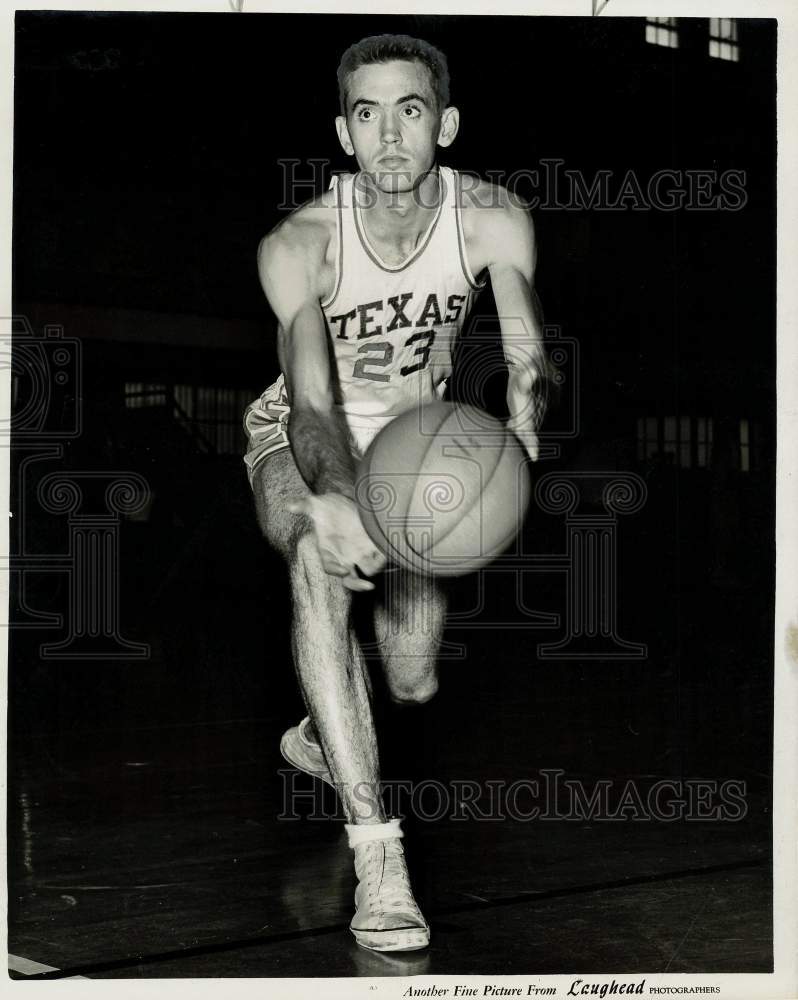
top-left (345, 818), bottom-right (403, 849)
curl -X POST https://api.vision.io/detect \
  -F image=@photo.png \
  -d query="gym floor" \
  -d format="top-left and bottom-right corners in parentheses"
top-left (7, 467), bottom-right (773, 980)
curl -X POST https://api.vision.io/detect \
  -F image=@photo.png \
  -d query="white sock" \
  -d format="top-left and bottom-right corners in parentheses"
top-left (345, 817), bottom-right (403, 849)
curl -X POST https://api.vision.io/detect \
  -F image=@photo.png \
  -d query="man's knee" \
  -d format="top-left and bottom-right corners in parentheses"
top-left (389, 673), bottom-right (439, 706)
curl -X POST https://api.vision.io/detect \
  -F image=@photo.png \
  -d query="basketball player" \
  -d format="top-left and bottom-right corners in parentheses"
top-left (243, 35), bottom-right (549, 952)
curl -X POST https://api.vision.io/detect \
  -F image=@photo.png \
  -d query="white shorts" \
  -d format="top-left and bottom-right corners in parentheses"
top-left (243, 373), bottom-right (450, 486)
top-left (242, 375), bottom-right (291, 484)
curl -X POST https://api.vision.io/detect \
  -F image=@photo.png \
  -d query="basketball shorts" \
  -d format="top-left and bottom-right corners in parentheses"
top-left (243, 374), bottom-right (450, 487)
top-left (242, 375), bottom-right (292, 485)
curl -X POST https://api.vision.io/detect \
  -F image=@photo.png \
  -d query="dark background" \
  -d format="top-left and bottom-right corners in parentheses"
top-left (8, 12), bottom-right (776, 977)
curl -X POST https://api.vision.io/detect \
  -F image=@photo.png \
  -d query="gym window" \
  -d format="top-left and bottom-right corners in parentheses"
top-left (124, 382), bottom-right (167, 408)
top-left (637, 416), bottom-right (713, 469)
top-left (175, 384), bottom-right (257, 455)
top-left (645, 17), bottom-right (679, 49)
top-left (638, 416), bottom-right (659, 461)
top-left (739, 418), bottom-right (750, 472)
top-left (123, 382), bottom-right (258, 455)
top-left (709, 18), bottom-right (739, 62)
top-left (695, 417), bottom-right (713, 468)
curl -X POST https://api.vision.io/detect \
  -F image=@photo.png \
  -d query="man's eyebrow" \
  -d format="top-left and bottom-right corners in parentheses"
top-left (350, 93), bottom-right (431, 110)
top-left (396, 93), bottom-right (429, 106)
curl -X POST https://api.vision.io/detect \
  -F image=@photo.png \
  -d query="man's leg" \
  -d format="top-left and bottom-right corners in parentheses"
top-left (374, 567), bottom-right (447, 705)
top-left (252, 447), bottom-right (431, 951)
top-left (252, 448), bottom-right (384, 825)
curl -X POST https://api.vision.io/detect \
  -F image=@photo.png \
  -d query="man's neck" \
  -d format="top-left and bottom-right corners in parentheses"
top-left (357, 167), bottom-right (441, 240)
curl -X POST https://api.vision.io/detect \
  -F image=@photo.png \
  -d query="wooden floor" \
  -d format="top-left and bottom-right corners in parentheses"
top-left (7, 496), bottom-right (774, 979)
top-left (8, 668), bottom-right (772, 978)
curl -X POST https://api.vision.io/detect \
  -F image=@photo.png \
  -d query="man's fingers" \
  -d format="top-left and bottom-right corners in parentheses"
top-left (317, 550), bottom-right (374, 589)
top-left (357, 548), bottom-right (388, 577)
top-left (318, 549), bottom-right (349, 578)
top-left (321, 553), bottom-right (379, 590)
top-left (342, 573), bottom-right (375, 592)
top-left (286, 492), bottom-right (387, 587)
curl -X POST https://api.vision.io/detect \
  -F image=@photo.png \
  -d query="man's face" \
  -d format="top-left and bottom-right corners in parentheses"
top-left (337, 59), bottom-right (451, 193)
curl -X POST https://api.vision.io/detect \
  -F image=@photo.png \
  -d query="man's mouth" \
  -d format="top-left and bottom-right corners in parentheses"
top-left (378, 155), bottom-right (411, 168)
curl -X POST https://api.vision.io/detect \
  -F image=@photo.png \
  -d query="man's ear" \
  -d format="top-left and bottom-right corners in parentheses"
top-left (335, 115), bottom-right (355, 156)
top-left (437, 106), bottom-right (460, 149)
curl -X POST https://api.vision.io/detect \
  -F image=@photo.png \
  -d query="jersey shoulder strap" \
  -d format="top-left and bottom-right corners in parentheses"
top-left (320, 172), bottom-right (351, 309)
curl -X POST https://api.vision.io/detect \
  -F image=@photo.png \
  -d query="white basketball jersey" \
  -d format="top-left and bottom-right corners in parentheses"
top-left (319, 165), bottom-right (485, 455)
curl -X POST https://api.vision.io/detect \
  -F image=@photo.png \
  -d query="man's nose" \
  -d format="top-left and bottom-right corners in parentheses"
top-left (380, 113), bottom-right (401, 143)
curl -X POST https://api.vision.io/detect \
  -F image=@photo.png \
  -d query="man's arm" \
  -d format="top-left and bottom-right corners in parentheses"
top-left (257, 224), bottom-right (386, 590)
top-left (258, 226), bottom-right (355, 496)
top-left (482, 200), bottom-right (550, 461)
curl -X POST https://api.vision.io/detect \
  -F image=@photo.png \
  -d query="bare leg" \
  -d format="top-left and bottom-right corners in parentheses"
top-left (252, 449), bottom-right (384, 824)
top-left (374, 566), bottom-right (447, 705)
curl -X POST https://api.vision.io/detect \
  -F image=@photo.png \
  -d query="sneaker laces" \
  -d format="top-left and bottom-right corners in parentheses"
top-left (380, 842), bottom-right (419, 913)
top-left (360, 840), bottom-right (420, 916)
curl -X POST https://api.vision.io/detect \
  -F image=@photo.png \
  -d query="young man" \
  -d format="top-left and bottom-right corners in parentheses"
top-left (243, 34), bottom-right (549, 952)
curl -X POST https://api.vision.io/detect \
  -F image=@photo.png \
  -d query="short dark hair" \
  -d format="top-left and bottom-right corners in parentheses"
top-left (337, 34), bottom-right (450, 117)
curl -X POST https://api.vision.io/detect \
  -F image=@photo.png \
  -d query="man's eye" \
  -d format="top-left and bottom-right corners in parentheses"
top-left (358, 108), bottom-right (374, 121)
top-left (402, 105), bottom-right (421, 118)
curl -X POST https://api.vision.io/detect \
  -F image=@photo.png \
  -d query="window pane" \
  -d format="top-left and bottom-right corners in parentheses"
top-left (664, 416), bottom-right (676, 442)
top-left (646, 417), bottom-right (658, 440)
top-left (740, 419), bottom-right (750, 471)
top-left (647, 18), bottom-right (678, 48)
top-left (680, 442), bottom-right (691, 469)
top-left (709, 20), bottom-right (739, 61)
top-left (175, 384), bottom-right (193, 417)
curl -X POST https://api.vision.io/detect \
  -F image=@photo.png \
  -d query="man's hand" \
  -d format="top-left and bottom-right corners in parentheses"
top-left (472, 190), bottom-right (549, 464)
top-left (288, 493), bottom-right (387, 592)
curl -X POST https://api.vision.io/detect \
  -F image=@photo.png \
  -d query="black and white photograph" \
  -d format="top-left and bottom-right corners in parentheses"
top-left (3, 2), bottom-right (796, 996)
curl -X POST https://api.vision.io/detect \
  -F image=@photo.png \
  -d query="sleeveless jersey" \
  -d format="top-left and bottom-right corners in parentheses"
top-left (243, 165), bottom-right (485, 480)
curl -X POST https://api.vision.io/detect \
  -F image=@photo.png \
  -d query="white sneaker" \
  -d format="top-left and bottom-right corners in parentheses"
top-left (348, 824), bottom-right (430, 952)
top-left (279, 716), bottom-right (334, 787)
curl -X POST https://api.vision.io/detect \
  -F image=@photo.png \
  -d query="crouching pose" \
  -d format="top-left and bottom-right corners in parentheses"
top-left (244, 33), bottom-right (548, 951)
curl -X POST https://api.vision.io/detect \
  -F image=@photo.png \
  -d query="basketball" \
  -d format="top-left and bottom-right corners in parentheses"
top-left (355, 402), bottom-right (532, 576)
